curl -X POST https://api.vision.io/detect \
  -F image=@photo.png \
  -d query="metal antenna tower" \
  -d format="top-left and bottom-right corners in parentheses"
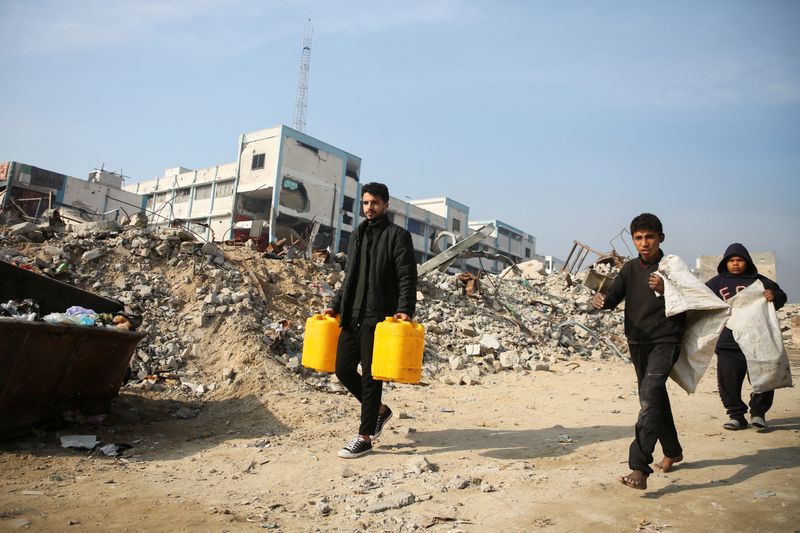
top-left (293, 18), bottom-right (313, 133)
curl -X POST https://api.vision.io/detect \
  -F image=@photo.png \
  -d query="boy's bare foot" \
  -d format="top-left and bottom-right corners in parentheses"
top-left (618, 470), bottom-right (648, 490)
top-left (653, 454), bottom-right (683, 473)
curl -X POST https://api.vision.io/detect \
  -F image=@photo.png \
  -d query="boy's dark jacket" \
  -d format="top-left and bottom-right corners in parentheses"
top-left (602, 250), bottom-right (686, 344)
top-left (328, 215), bottom-right (417, 326)
top-left (705, 243), bottom-right (787, 350)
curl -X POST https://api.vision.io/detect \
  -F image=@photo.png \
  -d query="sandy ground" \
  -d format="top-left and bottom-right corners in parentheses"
top-left (2, 348), bottom-right (799, 532)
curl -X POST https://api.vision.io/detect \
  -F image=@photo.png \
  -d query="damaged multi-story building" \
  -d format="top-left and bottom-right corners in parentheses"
top-left (0, 161), bottom-right (144, 221)
top-left (123, 125), bottom-right (542, 273)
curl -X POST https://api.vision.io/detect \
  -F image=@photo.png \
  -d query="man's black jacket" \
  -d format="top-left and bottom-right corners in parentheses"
top-left (328, 215), bottom-right (417, 325)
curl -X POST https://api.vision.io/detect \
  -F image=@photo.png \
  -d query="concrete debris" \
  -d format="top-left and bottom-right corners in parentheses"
top-left (2, 217), bottom-right (797, 402)
top-left (406, 456), bottom-right (438, 475)
top-left (367, 491), bottom-right (415, 513)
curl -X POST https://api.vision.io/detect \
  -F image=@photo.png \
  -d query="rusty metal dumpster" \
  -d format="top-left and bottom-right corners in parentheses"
top-left (0, 261), bottom-right (145, 437)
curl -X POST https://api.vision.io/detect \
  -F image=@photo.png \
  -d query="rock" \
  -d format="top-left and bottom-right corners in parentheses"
top-left (458, 322), bottom-right (479, 337)
top-left (479, 334), bottom-right (501, 353)
top-left (498, 351), bottom-right (520, 369)
top-left (462, 375), bottom-right (481, 386)
top-left (180, 241), bottom-right (198, 254)
top-left (81, 249), bottom-right (104, 262)
top-left (315, 498), bottom-right (332, 515)
top-left (406, 456), bottom-right (438, 475)
top-left (367, 492), bottom-right (415, 513)
top-left (129, 212), bottom-right (149, 227)
top-left (75, 220), bottom-right (122, 234)
top-left (480, 480), bottom-right (497, 492)
top-left (449, 355), bottom-right (466, 371)
top-left (465, 344), bottom-right (481, 356)
top-left (446, 475), bottom-right (470, 490)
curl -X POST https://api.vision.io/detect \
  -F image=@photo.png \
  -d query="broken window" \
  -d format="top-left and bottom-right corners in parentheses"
top-left (216, 181), bottom-right (235, 197)
top-left (525, 247), bottom-right (531, 258)
top-left (342, 196), bottom-right (355, 213)
top-left (279, 177), bottom-right (310, 212)
top-left (145, 195), bottom-right (154, 209)
top-left (343, 213), bottom-right (353, 225)
top-left (242, 195), bottom-right (269, 213)
top-left (251, 153), bottom-right (265, 170)
top-left (346, 160), bottom-right (360, 179)
top-left (174, 188), bottom-right (190, 203)
top-left (452, 218), bottom-right (461, 232)
top-left (155, 192), bottom-right (167, 204)
top-left (194, 184), bottom-right (212, 200)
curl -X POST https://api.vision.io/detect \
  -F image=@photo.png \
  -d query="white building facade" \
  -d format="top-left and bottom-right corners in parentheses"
top-left (125, 125), bottom-right (362, 253)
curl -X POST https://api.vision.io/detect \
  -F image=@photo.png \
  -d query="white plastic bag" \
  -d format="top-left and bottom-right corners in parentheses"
top-left (656, 255), bottom-right (730, 394)
top-left (727, 280), bottom-right (792, 393)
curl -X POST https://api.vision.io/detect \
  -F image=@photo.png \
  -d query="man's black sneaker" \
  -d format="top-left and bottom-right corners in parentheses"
top-left (337, 436), bottom-right (372, 459)
top-left (371, 407), bottom-right (393, 440)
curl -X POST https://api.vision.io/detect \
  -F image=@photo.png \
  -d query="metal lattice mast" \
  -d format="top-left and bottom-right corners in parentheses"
top-left (293, 19), bottom-right (313, 133)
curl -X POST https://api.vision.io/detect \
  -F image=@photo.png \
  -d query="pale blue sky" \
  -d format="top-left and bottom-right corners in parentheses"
top-left (2, 1), bottom-right (799, 300)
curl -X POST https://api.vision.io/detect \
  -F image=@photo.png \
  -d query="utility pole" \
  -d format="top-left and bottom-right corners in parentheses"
top-left (293, 18), bottom-right (313, 133)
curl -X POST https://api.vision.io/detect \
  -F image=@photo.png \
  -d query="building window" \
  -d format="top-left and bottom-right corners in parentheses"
top-left (194, 184), bottom-right (212, 200)
top-left (145, 195), bottom-right (154, 209)
top-left (451, 218), bottom-right (461, 232)
top-left (525, 247), bottom-right (531, 258)
top-left (342, 196), bottom-right (355, 213)
top-left (407, 218), bottom-right (425, 236)
top-left (155, 192), bottom-right (168, 204)
top-left (251, 153), bottom-right (265, 170)
top-left (216, 181), bottom-right (234, 197)
top-left (174, 188), bottom-right (190, 203)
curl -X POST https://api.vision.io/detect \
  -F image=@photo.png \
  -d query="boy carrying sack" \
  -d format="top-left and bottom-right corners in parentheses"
top-left (705, 243), bottom-right (790, 431)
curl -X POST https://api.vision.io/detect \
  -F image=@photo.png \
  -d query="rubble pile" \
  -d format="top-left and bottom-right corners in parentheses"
top-left (2, 220), bottom-right (797, 399)
top-left (409, 266), bottom-right (627, 387)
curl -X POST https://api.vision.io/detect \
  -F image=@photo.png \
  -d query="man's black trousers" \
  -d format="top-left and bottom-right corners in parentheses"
top-left (628, 343), bottom-right (683, 474)
top-left (335, 321), bottom-right (382, 436)
top-left (716, 347), bottom-right (774, 419)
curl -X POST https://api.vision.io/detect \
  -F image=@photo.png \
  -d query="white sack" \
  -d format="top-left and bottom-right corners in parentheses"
top-left (727, 280), bottom-right (792, 393)
top-left (656, 255), bottom-right (730, 394)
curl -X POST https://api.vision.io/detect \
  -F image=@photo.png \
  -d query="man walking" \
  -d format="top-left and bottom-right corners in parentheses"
top-left (323, 182), bottom-right (417, 458)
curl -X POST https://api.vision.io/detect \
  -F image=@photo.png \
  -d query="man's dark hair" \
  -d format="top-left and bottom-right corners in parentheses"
top-left (361, 182), bottom-right (390, 203)
top-left (630, 213), bottom-right (663, 234)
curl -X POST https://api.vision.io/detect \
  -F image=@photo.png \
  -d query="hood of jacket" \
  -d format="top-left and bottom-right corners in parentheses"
top-left (717, 242), bottom-right (758, 275)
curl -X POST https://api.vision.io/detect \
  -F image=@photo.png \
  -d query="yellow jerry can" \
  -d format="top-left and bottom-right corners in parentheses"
top-left (301, 314), bottom-right (340, 373)
top-left (371, 317), bottom-right (425, 384)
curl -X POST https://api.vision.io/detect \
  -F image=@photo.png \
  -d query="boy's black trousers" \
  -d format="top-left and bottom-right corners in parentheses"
top-left (628, 343), bottom-right (683, 475)
top-left (335, 320), bottom-right (382, 437)
top-left (716, 347), bottom-right (774, 419)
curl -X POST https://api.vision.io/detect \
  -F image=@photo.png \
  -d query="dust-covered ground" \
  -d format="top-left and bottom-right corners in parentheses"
top-left (1, 228), bottom-right (798, 532)
top-left (2, 349), bottom-right (798, 532)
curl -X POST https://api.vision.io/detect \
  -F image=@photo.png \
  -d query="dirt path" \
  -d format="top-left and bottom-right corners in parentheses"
top-left (2, 350), bottom-right (799, 532)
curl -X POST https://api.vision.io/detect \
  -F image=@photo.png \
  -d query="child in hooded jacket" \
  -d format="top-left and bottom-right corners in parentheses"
top-left (705, 243), bottom-right (787, 430)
